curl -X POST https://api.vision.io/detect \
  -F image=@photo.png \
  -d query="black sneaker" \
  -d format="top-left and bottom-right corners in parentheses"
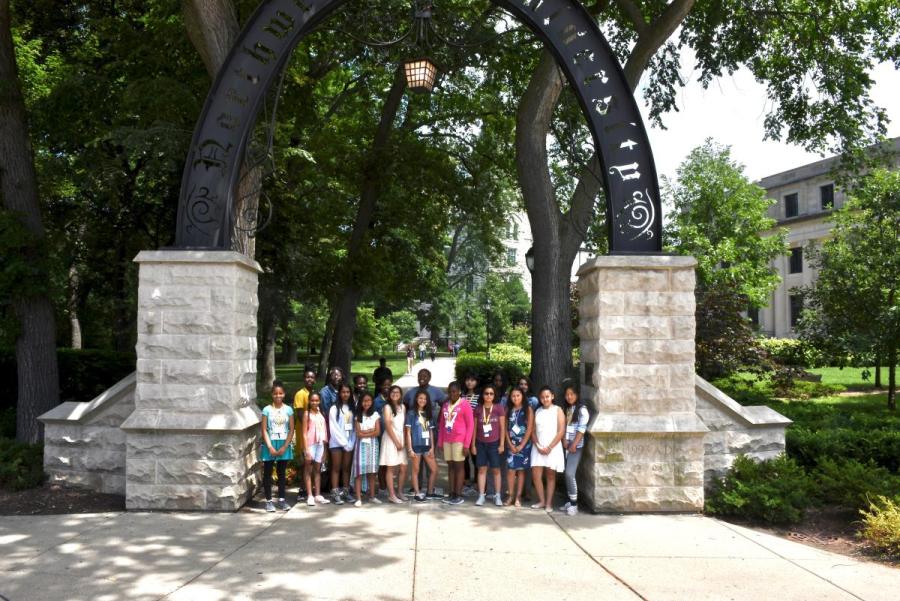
top-left (415, 492), bottom-right (427, 502)
top-left (448, 496), bottom-right (465, 506)
top-left (425, 492), bottom-right (443, 500)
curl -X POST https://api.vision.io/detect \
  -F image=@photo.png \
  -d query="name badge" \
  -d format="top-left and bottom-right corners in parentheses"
top-left (511, 425), bottom-right (522, 435)
top-left (422, 432), bottom-right (430, 442)
top-left (345, 422), bottom-right (353, 431)
top-left (483, 424), bottom-right (492, 434)
top-left (361, 437), bottom-right (371, 445)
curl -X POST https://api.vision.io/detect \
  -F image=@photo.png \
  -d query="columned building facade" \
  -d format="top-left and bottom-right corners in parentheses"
top-left (756, 137), bottom-right (899, 338)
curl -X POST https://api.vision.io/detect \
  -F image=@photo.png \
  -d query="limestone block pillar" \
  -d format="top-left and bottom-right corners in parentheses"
top-left (122, 250), bottom-right (261, 511)
top-left (576, 255), bottom-right (708, 512)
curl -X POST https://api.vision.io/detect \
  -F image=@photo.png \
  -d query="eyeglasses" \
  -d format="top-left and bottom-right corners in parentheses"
top-left (484, 392), bottom-right (495, 395)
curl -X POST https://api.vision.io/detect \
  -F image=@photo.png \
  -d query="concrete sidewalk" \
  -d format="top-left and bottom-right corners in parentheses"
top-left (1, 500), bottom-right (896, 601)
top-left (393, 356), bottom-right (456, 390)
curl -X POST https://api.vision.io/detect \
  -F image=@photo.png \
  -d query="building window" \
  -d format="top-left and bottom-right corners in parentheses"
top-left (789, 295), bottom-right (803, 328)
top-left (512, 222), bottom-right (519, 240)
top-left (820, 183), bottom-right (834, 210)
top-left (785, 193), bottom-right (799, 218)
top-left (748, 306), bottom-right (759, 327)
top-left (789, 247), bottom-right (803, 274)
top-left (506, 247), bottom-right (516, 267)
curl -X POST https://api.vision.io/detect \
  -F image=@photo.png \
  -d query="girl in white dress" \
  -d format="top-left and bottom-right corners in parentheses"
top-left (530, 386), bottom-right (565, 511)
top-left (379, 385), bottom-right (408, 503)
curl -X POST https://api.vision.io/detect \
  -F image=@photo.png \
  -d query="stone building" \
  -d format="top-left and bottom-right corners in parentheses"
top-left (755, 136), bottom-right (900, 337)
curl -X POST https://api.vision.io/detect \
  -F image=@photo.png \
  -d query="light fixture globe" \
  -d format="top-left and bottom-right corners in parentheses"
top-left (403, 57), bottom-right (438, 92)
top-left (525, 246), bottom-right (535, 273)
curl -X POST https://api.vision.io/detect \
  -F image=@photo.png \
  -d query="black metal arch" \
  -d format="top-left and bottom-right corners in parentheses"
top-left (176, 0), bottom-right (662, 252)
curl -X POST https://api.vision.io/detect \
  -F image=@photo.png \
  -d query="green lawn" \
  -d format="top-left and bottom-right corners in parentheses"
top-left (260, 353), bottom-right (410, 401)
top-left (808, 366), bottom-right (883, 390)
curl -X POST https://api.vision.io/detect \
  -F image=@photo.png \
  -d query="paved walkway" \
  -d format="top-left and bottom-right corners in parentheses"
top-left (393, 356), bottom-right (456, 391)
top-left (1, 501), bottom-right (896, 601)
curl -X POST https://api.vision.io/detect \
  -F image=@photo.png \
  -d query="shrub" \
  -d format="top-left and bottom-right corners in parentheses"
top-left (812, 458), bottom-right (900, 510)
top-left (504, 324), bottom-right (531, 352)
top-left (787, 427), bottom-right (900, 473)
top-left (0, 407), bottom-right (14, 438)
top-left (455, 346), bottom-right (531, 385)
top-left (0, 347), bottom-right (135, 409)
top-left (0, 438), bottom-right (44, 491)
top-left (858, 495), bottom-right (900, 558)
top-left (758, 338), bottom-right (818, 367)
top-left (706, 454), bottom-right (812, 525)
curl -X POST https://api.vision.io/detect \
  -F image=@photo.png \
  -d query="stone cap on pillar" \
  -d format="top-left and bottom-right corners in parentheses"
top-left (121, 405), bottom-right (261, 433)
top-left (134, 250), bottom-right (262, 274)
top-left (576, 254), bottom-right (697, 277)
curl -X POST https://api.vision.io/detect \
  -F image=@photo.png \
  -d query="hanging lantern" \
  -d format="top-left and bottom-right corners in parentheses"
top-left (403, 57), bottom-right (438, 92)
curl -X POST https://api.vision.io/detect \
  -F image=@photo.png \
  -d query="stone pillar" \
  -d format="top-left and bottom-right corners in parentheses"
top-left (122, 250), bottom-right (261, 511)
top-left (576, 255), bottom-right (708, 512)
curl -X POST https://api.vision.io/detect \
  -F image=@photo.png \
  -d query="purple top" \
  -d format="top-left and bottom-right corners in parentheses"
top-left (474, 403), bottom-right (504, 444)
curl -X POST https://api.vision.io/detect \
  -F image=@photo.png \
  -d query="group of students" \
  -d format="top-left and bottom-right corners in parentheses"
top-left (258, 366), bottom-right (590, 516)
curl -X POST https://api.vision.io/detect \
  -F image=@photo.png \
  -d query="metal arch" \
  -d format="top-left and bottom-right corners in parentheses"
top-left (175, 0), bottom-right (663, 252)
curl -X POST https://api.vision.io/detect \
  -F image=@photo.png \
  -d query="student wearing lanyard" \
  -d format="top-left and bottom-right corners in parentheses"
top-left (560, 384), bottom-right (590, 516)
top-left (405, 389), bottom-right (439, 501)
top-left (470, 384), bottom-right (506, 507)
top-left (504, 387), bottom-right (534, 507)
top-left (328, 383), bottom-right (356, 504)
top-left (460, 373), bottom-right (481, 495)
top-left (437, 381), bottom-right (474, 505)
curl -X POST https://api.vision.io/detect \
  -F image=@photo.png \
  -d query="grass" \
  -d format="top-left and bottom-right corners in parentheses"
top-left (259, 353), bottom-right (411, 403)
top-left (807, 366), bottom-right (883, 391)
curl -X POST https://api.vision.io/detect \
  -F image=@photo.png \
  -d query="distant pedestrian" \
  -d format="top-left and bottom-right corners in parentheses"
top-left (406, 345), bottom-right (415, 373)
top-left (429, 342), bottom-right (436, 362)
top-left (261, 381), bottom-right (294, 512)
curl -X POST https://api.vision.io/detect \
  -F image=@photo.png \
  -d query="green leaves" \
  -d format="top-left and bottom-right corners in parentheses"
top-left (665, 139), bottom-right (787, 308)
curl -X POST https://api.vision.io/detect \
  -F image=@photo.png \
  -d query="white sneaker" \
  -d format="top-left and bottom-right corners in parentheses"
top-left (475, 494), bottom-right (485, 506)
top-left (566, 505), bottom-right (578, 516)
top-left (315, 495), bottom-right (330, 504)
top-left (494, 494), bottom-right (503, 506)
top-left (307, 496), bottom-right (315, 507)
top-left (354, 500), bottom-right (362, 507)
top-left (370, 497), bottom-right (382, 504)
top-left (559, 501), bottom-right (573, 512)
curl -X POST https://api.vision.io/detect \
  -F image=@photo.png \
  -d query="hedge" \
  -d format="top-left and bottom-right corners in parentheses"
top-left (455, 344), bottom-right (531, 385)
top-left (0, 348), bottom-right (135, 409)
top-left (757, 337), bottom-right (869, 369)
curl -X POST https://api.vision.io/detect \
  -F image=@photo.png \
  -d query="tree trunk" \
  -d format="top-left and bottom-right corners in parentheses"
top-left (68, 263), bottom-right (83, 349)
top-left (0, 0), bottom-right (61, 443)
top-left (328, 285), bottom-right (363, 377)
top-left (282, 340), bottom-right (298, 365)
top-left (318, 302), bottom-right (338, 379)
top-left (327, 68), bottom-right (407, 374)
top-left (875, 355), bottom-right (882, 388)
top-left (259, 310), bottom-right (277, 395)
top-left (888, 346), bottom-right (896, 411)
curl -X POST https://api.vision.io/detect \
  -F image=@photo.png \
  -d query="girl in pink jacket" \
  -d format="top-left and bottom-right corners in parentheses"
top-left (438, 381), bottom-right (474, 505)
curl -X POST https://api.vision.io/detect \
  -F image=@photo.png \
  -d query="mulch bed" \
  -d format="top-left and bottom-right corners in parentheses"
top-left (724, 507), bottom-right (898, 567)
top-left (0, 482), bottom-right (125, 515)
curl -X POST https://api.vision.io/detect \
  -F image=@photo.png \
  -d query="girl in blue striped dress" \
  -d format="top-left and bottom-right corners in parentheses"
top-left (351, 392), bottom-right (382, 507)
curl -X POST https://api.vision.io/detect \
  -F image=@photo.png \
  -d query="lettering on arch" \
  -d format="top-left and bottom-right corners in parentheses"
top-left (176, 0), bottom-right (662, 252)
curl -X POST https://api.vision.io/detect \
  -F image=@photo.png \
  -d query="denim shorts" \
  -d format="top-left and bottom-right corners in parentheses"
top-left (411, 445), bottom-right (432, 456)
top-left (475, 440), bottom-right (501, 469)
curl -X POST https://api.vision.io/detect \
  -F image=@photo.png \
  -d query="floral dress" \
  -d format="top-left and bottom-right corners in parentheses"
top-left (506, 406), bottom-right (532, 470)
